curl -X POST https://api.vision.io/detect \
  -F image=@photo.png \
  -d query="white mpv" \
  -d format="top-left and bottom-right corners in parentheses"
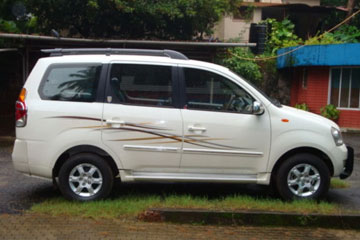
top-left (12, 48), bottom-right (354, 201)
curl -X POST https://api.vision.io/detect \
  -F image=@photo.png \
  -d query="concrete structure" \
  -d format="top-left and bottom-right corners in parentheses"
top-left (277, 44), bottom-right (360, 129)
top-left (213, 0), bottom-right (321, 42)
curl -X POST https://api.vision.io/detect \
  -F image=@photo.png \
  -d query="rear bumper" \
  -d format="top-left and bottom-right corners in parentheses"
top-left (12, 139), bottom-right (30, 174)
top-left (340, 146), bottom-right (354, 179)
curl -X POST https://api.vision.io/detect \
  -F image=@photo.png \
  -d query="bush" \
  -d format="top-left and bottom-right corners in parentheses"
top-left (320, 104), bottom-right (340, 121)
top-left (263, 18), bottom-right (303, 54)
top-left (217, 47), bottom-right (263, 86)
top-left (304, 32), bottom-right (342, 45)
top-left (304, 25), bottom-right (360, 45)
top-left (294, 103), bottom-right (309, 111)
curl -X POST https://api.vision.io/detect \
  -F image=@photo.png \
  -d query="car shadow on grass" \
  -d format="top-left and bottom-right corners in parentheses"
top-left (109, 180), bottom-right (275, 201)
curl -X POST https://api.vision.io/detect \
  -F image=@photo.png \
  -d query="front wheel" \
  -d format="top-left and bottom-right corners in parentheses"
top-left (58, 153), bottom-right (114, 201)
top-left (275, 153), bottom-right (330, 200)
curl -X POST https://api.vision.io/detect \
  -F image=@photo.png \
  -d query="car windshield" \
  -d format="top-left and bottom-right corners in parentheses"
top-left (230, 70), bottom-right (282, 108)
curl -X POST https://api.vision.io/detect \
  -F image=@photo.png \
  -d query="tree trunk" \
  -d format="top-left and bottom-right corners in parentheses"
top-left (346, 0), bottom-right (357, 19)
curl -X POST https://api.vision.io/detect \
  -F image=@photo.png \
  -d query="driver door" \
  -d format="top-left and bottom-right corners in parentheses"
top-left (179, 67), bottom-right (271, 175)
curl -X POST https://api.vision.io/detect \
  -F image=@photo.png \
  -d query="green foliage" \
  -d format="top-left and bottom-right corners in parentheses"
top-left (320, 104), bottom-right (340, 120)
top-left (294, 103), bottom-right (309, 111)
top-left (240, 4), bottom-right (256, 21)
top-left (332, 25), bottom-right (360, 43)
top-left (305, 25), bottom-right (360, 45)
top-left (0, 1), bottom-right (38, 34)
top-left (263, 18), bottom-right (303, 54)
top-left (30, 194), bottom-right (339, 219)
top-left (218, 48), bottom-right (262, 85)
top-left (305, 32), bottom-right (342, 45)
top-left (25, 0), bottom-right (241, 39)
top-left (0, 19), bottom-right (20, 33)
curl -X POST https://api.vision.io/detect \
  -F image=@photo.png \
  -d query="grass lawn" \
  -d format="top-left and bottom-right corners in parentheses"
top-left (30, 194), bottom-right (341, 219)
top-left (29, 177), bottom-right (351, 219)
top-left (330, 178), bottom-right (350, 189)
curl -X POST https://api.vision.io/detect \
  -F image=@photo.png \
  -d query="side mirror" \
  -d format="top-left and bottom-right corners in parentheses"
top-left (252, 101), bottom-right (264, 115)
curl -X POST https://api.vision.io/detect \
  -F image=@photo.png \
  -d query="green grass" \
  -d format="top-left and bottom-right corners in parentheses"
top-left (330, 178), bottom-right (350, 189)
top-left (30, 194), bottom-right (340, 219)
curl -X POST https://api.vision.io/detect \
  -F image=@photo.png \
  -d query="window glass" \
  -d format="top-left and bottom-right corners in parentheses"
top-left (184, 68), bottom-right (254, 113)
top-left (110, 64), bottom-right (172, 107)
top-left (350, 68), bottom-right (360, 108)
top-left (330, 68), bottom-right (360, 109)
top-left (340, 68), bottom-right (350, 107)
top-left (40, 64), bottom-right (101, 102)
top-left (330, 68), bottom-right (340, 106)
top-left (233, 7), bottom-right (254, 20)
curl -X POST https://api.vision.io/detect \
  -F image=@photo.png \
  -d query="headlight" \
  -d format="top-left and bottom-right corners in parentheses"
top-left (331, 127), bottom-right (344, 146)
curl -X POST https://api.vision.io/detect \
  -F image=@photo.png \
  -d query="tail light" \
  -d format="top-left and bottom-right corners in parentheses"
top-left (15, 88), bottom-right (27, 127)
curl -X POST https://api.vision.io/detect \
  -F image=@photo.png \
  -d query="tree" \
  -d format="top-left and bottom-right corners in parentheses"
top-left (25, 0), bottom-right (241, 40)
top-left (0, 0), bottom-right (37, 34)
top-left (346, 0), bottom-right (358, 21)
top-left (321, 0), bottom-right (360, 28)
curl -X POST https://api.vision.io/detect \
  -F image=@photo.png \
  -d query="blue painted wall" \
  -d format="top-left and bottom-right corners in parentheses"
top-left (277, 43), bottom-right (360, 69)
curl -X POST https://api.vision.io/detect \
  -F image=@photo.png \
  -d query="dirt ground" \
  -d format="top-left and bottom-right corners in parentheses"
top-left (0, 214), bottom-right (359, 240)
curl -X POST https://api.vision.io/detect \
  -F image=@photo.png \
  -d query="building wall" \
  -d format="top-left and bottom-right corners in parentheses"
top-left (290, 66), bottom-right (360, 129)
top-left (283, 0), bottom-right (320, 6)
top-left (213, 8), bottom-right (262, 41)
top-left (290, 67), bottom-right (329, 114)
top-left (213, 0), bottom-right (321, 41)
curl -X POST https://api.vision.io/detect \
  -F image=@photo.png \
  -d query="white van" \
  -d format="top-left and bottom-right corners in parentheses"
top-left (12, 48), bottom-right (354, 201)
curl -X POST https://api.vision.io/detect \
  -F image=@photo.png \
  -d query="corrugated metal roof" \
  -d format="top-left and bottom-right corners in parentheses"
top-left (277, 44), bottom-right (360, 68)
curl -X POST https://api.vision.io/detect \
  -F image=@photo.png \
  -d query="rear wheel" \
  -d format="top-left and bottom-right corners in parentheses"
top-left (275, 153), bottom-right (330, 200)
top-left (58, 153), bottom-right (114, 201)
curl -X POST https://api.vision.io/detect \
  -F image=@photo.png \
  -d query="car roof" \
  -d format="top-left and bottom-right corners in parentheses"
top-left (38, 54), bottom-right (231, 73)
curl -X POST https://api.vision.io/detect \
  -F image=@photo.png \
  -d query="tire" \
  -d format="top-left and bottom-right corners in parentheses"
top-left (58, 153), bottom-right (114, 201)
top-left (275, 153), bottom-right (330, 200)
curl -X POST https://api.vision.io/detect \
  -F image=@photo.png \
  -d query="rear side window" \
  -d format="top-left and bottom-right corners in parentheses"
top-left (39, 64), bottom-right (102, 102)
top-left (109, 64), bottom-right (173, 107)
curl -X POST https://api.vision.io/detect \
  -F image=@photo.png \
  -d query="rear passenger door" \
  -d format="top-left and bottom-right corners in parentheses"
top-left (101, 62), bottom-right (183, 172)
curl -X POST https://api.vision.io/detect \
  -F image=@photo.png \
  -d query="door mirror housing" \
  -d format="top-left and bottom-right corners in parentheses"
top-left (252, 101), bottom-right (264, 115)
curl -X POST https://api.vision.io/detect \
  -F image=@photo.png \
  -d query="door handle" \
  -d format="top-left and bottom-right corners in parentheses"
top-left (106, 119), bottom-right (126, 128)
top-left (188, 126), bottom-right (207, 132)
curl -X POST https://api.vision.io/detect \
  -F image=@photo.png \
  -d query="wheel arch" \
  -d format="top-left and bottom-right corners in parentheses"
top-left (271, 147), bottom-right (334, 181)
top-left (52, 145), bottom-right (119, 180)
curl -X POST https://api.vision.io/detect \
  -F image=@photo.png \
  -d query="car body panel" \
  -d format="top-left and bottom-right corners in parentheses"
top-left (12, 52), bottom-right (349, 187)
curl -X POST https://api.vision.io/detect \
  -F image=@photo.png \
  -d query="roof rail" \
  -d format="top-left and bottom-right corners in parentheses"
top-left (41, 48), bottom-right (188, 60)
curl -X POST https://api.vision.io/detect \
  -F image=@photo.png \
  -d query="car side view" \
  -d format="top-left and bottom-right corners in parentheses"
top-left (12, 48), bottom-right (354, 201)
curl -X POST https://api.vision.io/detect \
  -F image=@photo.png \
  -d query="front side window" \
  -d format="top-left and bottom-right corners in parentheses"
top-left (110, 64), bottom-right (173, 107)
top-left (39, 64), bottom-right (102, 102)
top-left (330, 68), bottom-right (360, 109)
top-left (184, 68), bottom-right (255, 113)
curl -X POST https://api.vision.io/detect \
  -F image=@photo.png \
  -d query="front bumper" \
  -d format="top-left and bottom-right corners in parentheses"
top-left (340, 146), bottom-right (354, 179)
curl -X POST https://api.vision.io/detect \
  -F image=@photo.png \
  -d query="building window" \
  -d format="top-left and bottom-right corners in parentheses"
top-left (330, 68), bottom-right (360, 109)
top-left (302, 68), bottom-right (307, 89)
top-left (233, 7), bottom-right (254, 21)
